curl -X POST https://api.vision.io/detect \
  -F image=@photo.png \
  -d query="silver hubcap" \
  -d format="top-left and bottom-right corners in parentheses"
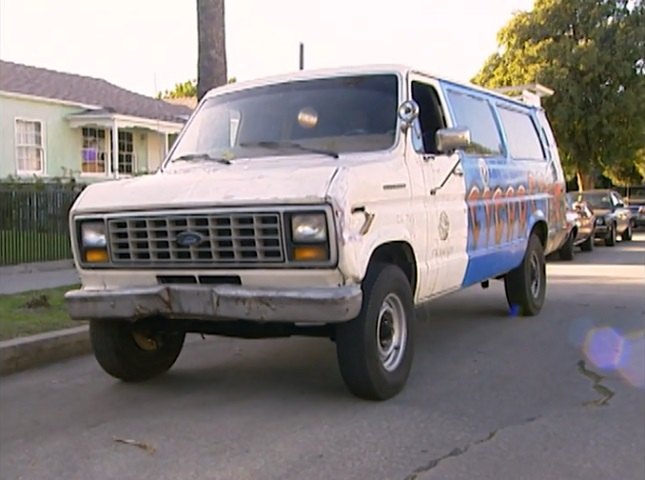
top-left (376, 293), bottom-right (407, 372)
top-left (529, 252), bottom-right (541, 299)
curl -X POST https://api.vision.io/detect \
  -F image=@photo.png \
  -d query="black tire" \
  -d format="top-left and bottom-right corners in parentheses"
top-left (605, 224), bottom-right (616, 246)
top-left (504, 233), bottom-right (546, 316)
top-left (621, 224), bottom-right (632, 242)
top-left (580, 231), bottom-right (594, 252)
top-left (558, 231), bottom-right (575, 261)
top-left (90, 320), bottom-right (185, 382)
top-left (335, 263), bottom-right (415, 401)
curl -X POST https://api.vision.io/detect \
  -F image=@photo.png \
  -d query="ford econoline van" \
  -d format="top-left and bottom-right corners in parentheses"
top-left (65, 65), bottom-right (567, 400)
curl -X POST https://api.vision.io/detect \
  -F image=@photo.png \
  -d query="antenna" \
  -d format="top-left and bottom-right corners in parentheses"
top-left (299, 42), bottom-right (304, 70)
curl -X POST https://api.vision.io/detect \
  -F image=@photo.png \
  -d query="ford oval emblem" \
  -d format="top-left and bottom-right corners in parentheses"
top-left (176, 231), bottom-right (205, 247)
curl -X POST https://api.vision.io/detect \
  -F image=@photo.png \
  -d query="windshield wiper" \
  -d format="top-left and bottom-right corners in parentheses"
top-left (239, 141), bottom-right (339, 159)
top-left (171, 153), bottom-right (232, 165)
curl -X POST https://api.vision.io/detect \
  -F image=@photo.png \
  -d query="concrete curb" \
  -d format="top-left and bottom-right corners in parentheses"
top-left (0, 325), bottom-right (90, 376)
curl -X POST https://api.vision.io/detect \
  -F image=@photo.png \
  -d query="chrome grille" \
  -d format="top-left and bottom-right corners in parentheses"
top-left (107, 211), bottom-right (284, 266)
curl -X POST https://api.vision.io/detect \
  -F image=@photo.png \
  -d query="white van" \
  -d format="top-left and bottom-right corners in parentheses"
top-left (65, 65), bottom-right (567, 400)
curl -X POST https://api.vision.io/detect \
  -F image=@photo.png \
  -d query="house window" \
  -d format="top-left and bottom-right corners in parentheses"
top-left (118, 131), bottom-right (134, 174)
top-left (81, 127), bottom-right (107, 173)
top-left (15, 119), bottom-right (44, 173)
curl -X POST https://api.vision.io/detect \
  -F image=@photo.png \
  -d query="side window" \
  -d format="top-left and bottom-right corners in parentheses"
top-left (497, 106), bottom-right (546, 161)
top-left (411, 81), bottom-right (446, 154)
top-left (446, 90), bottom-right (503, 156)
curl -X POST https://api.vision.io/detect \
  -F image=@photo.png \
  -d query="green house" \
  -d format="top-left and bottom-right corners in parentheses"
top-left (0, 60), bottom-right (191, 181)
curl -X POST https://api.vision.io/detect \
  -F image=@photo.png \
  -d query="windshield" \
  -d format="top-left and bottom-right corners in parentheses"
top-left (579, 192), bottom-right (613, 209)
top-left (167, 74), bottom-right (399, 163)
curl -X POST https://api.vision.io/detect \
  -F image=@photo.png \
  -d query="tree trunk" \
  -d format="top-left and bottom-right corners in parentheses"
top-left (576, 170), bottom-right (596, 191)
top-left (197, 0), bottom-right (227, 101)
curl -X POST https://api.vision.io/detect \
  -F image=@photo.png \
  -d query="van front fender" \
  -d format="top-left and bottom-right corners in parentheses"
top-left (338, 224), bottom-right (416, 285)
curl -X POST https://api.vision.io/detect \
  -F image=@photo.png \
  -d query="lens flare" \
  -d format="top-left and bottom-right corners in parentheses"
top-left (583, 327), bottom-right (624, 371)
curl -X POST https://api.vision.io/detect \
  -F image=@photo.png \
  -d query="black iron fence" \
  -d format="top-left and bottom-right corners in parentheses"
top-left (0, 184), bottom-right (84, 265)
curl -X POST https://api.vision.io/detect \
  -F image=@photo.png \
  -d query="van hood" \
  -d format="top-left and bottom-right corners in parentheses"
top-left (72, 158), bottom-right (340, 213)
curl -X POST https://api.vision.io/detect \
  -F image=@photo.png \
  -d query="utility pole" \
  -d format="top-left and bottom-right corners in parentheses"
top-left (299, 42), bottom-right (304, 70)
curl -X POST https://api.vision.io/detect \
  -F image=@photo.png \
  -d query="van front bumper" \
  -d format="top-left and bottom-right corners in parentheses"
top-left (64, 284), bottom-right (362, 324)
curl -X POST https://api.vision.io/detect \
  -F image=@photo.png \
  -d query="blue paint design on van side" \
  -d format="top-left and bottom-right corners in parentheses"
top-left (438, 80), bottom-right (566, 288)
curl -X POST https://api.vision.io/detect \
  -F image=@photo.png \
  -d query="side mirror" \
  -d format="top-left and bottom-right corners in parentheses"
top-left (398, 100), bottom-right (419, 132)
top-left (616, 202), bottom-right (624, 208)
top-left (436, 127), bottom-right (471, 154)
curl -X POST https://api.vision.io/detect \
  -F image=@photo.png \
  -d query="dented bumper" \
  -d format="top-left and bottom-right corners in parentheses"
top-left (64, 284), bottom-right (362, 323)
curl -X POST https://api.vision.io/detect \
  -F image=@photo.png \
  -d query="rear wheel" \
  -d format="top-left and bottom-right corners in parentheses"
top-left (621, 224), bottom-right (632, 242)
top-left (605, 224), bottom-right (616, 246)
top-left (90, 320), bottom-right (185, 382)
top-left (504, 233), bottom-right (546, 316)
top-left (558, 231), bottom-right (575, 261)
top-left (335, 263), bottom-right (415, 401)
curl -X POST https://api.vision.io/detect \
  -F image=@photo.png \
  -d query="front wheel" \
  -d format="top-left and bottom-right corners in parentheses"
top-left (335, 263), bottom-right (415, 401)
top-left (605, 224), bottom-right (616, 246)
top-left (504, 233), bottom-right (546, 316)
top-left (580, 231), bottom-right (594, 252)
top-left (90, 320), bottom-right (185, 382)
top-left (558, 231), bottom-right (575, 261)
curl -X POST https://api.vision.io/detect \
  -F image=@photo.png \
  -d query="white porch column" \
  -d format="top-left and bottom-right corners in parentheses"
top-left (164, 132), bottom-right (170, 157)
top-left (112, 120), bottom-right (119, 179)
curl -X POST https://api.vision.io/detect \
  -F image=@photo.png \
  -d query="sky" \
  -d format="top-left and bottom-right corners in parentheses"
top-left (0, 0), bottom-right (535, 97)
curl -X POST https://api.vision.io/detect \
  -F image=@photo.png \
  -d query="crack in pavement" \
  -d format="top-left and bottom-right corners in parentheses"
top-left (403, 418), bottom-right (539, 480)
top-left (576, 360), bottom-right (615, 407)
top-left (402, 361), bottom-right (618, 479)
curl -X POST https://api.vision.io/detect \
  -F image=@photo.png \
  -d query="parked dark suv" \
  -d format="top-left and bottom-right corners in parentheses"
top-left (622, 185), bottom-right (645, 229)
top-left (575, 190), bottom-right (633, 246)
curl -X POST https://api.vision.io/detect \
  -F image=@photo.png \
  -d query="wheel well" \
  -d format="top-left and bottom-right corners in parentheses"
top-left (368, 242), bottom-right (417, 293)
top-left (532, 221), bottom-right (548, 247)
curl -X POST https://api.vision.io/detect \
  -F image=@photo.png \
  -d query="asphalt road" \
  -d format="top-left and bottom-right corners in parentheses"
top-left (1, 234), bottom-right (643, 480)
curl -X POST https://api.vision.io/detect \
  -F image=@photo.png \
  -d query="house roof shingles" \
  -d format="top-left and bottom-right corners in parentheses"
top-left (0, 60), bottom-right (192, 122)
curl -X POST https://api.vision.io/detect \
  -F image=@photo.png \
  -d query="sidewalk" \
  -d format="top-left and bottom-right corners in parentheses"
top-left (0, 260), bottom-right (86, 375)
top-left (0, 261), bottom-right (79, 295)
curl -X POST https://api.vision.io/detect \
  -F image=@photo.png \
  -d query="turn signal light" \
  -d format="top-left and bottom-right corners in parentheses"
top-left (84, 248), bottom-right (108, 263)
top-left (293, 245), bottom-right (327, 262)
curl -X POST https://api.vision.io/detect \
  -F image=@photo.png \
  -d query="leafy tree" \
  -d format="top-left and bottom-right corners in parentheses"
top-left (159, 80), bottom-right (197, 99)
top-left (197, 0), bottom-right (227, 101)
top-left (473, 0), bottom-right (645, 190)
top-left (158, 77), bottom-right (236, 99)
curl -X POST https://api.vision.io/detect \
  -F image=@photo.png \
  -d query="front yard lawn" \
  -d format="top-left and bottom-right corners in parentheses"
top-left (0, 285), bottom-right (83, 341)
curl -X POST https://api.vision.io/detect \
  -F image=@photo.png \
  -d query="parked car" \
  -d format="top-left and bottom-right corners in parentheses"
top-left (64, 65), bottom-right (568, 400)
top-left (575, 189), bottom-right (633, 246)
top-left (557, 193), bottom-right (595, 259)
top-left (623, 185), bottom-right (645, 229)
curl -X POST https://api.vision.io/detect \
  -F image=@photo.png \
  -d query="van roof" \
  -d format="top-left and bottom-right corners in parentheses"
top-left (203, 64), bottom-right (541, 111)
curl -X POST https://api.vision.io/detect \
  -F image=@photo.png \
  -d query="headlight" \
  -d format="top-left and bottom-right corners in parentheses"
top-left (291, 213), bottom-right (327, 243)
top-left (81, 221), bottom-right (107, 247)
top-left (79, 220), bottom-right (108, 263)
top-left (596, 217), bottom-right (605, 225)
top-left (639, 206), bottom-right (645, 214)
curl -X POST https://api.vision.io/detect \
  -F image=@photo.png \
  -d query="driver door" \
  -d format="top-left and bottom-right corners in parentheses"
top-left (407, 74), bottom-right (468, 297)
